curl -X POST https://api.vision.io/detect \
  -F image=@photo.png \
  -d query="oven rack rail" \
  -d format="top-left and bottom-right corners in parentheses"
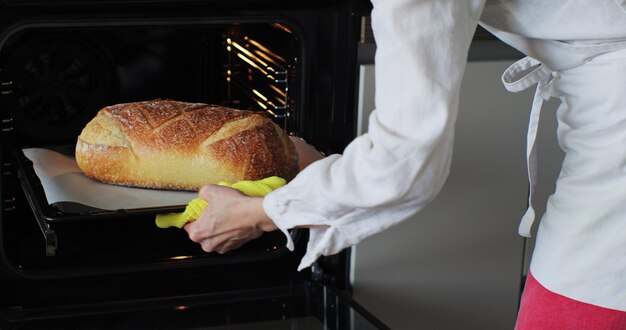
top-left (225, 34), bottom-right (294, 131)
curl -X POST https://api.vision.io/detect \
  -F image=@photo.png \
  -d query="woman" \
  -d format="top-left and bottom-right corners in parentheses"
top-left (184, 0), bottom-right (626, 327)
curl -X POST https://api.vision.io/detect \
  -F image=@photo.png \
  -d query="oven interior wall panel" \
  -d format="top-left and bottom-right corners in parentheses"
top-left (351, 42), bottom-right (564, 329)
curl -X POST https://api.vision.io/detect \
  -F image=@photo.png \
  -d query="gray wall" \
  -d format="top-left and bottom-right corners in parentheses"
top-left (351, 58), bottom-right (564, 329)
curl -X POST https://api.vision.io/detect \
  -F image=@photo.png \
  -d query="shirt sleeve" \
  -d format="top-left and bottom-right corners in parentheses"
top-left (264, 0), bottom-right (486, 271)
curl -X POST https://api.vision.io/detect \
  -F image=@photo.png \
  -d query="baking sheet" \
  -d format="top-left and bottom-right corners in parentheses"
top-left (23, 148), bottom-right (196, 211)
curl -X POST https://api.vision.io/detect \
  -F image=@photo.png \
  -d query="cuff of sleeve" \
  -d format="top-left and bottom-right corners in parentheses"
top-left (262, 172), bottom-right (347, 272)
top-left (264, 187), bottom-right (335, 270)
top-left (264, 189), bottom-right (294, 252)
top-left (296, 226), bottom-right (335, 271)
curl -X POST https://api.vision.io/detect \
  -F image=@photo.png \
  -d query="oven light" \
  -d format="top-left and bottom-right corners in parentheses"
top-left (174, 306), bottom-right (190, 311)
top-left (257, 101), bottom-right (268, 110)
top-left (270, 85), bottom-right (286, 98)
top-left (271, 23), bottom-right (293, 34)
top-left (227, 45), bottom-right (231, 52)
top-left (170, 255), bottom-right (192, 260)
top-left (252, 89), bottom-right (268, 101)
top-left (232, 41), bottom-right (269, 69)
top-left (255, 50), bottom-right (283, 70)
top-left (272, 97), bottom-right (286, 107)
top-left (249, 39), bottom-right (287, 65)
top-left (237, 53), bottom-right (267, 75)
top-left (226, 38), bottom-right (232, 45)
top-left (249, 39), bottom-right (286, 62)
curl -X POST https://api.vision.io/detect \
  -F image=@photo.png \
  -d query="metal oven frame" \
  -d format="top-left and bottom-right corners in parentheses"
top-left (0, 0), bottom-right (383, 328)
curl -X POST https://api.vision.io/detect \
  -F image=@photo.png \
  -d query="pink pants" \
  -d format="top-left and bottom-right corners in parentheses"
top-left (516, 272), bottom-right (626, 329)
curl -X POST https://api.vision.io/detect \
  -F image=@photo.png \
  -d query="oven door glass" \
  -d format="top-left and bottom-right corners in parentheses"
top-left (1, 282), bottom-right (390, 330)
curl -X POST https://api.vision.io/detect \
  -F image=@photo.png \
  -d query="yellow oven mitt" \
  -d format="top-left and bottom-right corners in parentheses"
top-left (155, 176), bottom-right (286, 229)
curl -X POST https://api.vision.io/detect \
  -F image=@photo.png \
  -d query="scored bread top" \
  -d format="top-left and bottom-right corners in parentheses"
top-left (80, 100), bottom-right (261, 150)
top-left (76, 99), bottom-right (299, 190)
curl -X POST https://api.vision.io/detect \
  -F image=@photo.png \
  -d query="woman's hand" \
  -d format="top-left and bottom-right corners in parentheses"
top-left (183, 184), bottom-right (277, 254)
top-left (184, 137), bottom-right (323, 254)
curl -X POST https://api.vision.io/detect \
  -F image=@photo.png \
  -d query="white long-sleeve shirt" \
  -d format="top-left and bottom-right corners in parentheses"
top-left (263, 0), bottom-right (626, 271)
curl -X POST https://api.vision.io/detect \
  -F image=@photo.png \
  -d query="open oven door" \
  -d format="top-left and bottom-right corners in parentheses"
top-left (1, 280), bottom-right (390, 329)
top-left (0, 144), bottom-right (390, 329)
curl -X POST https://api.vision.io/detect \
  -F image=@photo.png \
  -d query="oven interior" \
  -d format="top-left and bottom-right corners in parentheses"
top-left (0, 19), bottom-right (311, 304)
top-left (0, 2), bottom-right (369, 327)
top-left (1, 22), bottom-right (299, 145)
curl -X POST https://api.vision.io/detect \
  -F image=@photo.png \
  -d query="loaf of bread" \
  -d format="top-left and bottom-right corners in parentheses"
top-left (75, 99), bottom-right (298, 191)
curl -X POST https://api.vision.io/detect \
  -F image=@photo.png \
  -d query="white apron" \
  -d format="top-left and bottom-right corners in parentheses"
top-left (499, 45), bottom-right (626, 310)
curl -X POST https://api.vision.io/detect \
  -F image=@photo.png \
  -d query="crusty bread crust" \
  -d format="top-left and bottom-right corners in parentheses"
top-left (75, 99), bottom-right (298, 191)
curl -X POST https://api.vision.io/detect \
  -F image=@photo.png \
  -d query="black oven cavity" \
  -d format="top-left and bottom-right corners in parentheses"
top-left (0, 1), bottom-right (385, 328)
top-left (1, 22), bottom-right (299, 144)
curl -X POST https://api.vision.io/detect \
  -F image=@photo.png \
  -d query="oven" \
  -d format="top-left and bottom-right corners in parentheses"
top-left (0, 0), bottom-right (387, 328)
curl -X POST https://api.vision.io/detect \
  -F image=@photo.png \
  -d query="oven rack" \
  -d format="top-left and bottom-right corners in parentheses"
top-left (11, 145), bottom-right (188, 256)
top-left (10, 144), bottom-right (301, 262)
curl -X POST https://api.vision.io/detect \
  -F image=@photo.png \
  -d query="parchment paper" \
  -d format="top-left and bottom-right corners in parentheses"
top-left (23, 148), bottom-right (196, 211)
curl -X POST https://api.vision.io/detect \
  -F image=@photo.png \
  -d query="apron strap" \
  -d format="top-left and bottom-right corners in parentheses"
top-left (502, 57), bottom-right (557, 237)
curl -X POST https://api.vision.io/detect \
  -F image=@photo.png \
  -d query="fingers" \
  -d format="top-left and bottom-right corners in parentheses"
top-left (184, 221), bottom-right (208, 244)
top-left (183, 184), bottom-right (265, 254)
top-left (199, 229), bottom-right (263, 254)
top-left (193, 227), bottom-right (264, 254)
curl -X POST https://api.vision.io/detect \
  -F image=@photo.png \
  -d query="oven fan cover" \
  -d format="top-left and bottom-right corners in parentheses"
top-left (2, 33), bottom-right (115, 143)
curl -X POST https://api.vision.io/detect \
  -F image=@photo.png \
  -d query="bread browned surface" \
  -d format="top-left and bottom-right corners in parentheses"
top-left (75, 99), bottom-right (298, 191)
